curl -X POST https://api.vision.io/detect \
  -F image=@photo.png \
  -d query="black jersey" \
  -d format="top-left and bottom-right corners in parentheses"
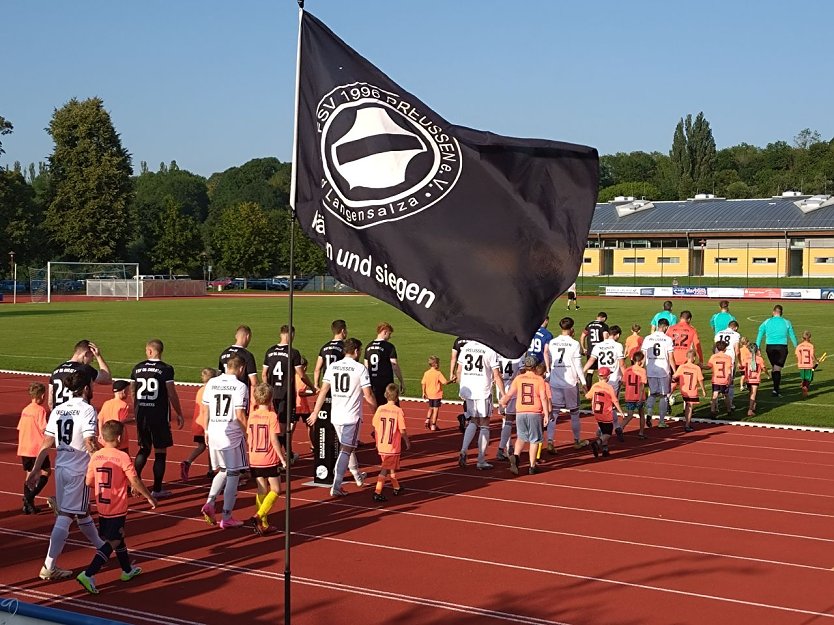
top-left (131, 359), bottom-right (174, 420)
top-left (452, 337), bottom-right (468, 356)
top-left (365, 340), bottom-right (397, 388)
top-left (219, 345), bottom-right (257, 388)
top-left (584, 321), bottom-right (609, 354)
top-left (263, 344), bottom-right (301, 399)
top-left (50, 361), bottom-right (98, 406)
top-left (318, 340), bottom-right (345, 378)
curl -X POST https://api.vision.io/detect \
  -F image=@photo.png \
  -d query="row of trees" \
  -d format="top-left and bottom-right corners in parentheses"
top-left (0, 99), bottom-right (326, 277)
top-left (2, 100), bottom-right (834, 274)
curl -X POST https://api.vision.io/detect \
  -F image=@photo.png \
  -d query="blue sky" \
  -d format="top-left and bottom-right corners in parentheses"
top-left (3, 0), bottom-right (832, 177)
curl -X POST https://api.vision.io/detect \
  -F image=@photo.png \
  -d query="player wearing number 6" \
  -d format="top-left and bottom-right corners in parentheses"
top-left (26, 371), bottom-right (107, 581)
top-left (130, 340), bottom-right (184, 499)
top-left (642, 319), bottom-right (675, 428)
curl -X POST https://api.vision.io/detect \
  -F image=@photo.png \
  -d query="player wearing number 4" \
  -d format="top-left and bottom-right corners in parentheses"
top-left (583, 325), bottom-right (626, 442)
top-left (131, 340), bottom-right (184, 499)
top-left (26, 372), bottom-right (107, 581)
top-left (76, 420), bottom-right (156, 595)
top-left (372, 384), bottom-right (411, 501)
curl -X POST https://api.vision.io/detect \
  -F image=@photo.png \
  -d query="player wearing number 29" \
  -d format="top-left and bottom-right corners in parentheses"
top-left (456, 340), bottom-right (503, 470)
top-left (49, 340), bottom-right (113, 409)
top-left (308, 338), bottom-right (377, 497)
top-left (26, 371), bottom-right (107, 581)
top-left (130, 340), bottom-right (184, 499)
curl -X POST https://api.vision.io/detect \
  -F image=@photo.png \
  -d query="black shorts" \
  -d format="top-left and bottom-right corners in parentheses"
top-left (272, 398), bottom-right (300, 423)
top-left (136, 416), bottom-right (173, 450)
top-left (568, 291), bottom-right (577, 300)
top-left (98, 515), bottom-right (126, 542)
top-left (682, 396), bottom-right (700, 404)
top-left (712, 385), bottom-right (729, 395)
top-left (21, 456), bottom-right (51, 472)
top-left (193, 435), bottom-right (206, 445)
top-left (250, 465), bottom-right (280, 479)
top-left (597, 422), bottom-right (614, 435)
top-left (427, 398), bottom-right (441, 408)
top-left (766, 345), bottom-right (788, 368)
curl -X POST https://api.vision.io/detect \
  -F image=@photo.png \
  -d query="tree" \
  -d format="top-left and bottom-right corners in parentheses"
top-left (210, 202), bottom-right (276, 284)
top-left (150, 197), bottom-right (203, 276)
top-left (670, 112), bottom-right (716, 198)
top-left (0, 115), bottom-right (12, 157)
top-left (597, 181), bottom-right (659, 203)
top-left (207, 157), bottom-right (289, 217)
top-left (44, 98), bottom-right (133, 261)
top-left (794, 128), bottom-right (822, 150)
top-left (0, 169), bottom-right (38, 270)
top-left (277, 214), bottom-right (327, 276)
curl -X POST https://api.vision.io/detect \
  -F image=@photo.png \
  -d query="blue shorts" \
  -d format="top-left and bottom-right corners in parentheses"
top-left (624, 401), bottom-right (644, 412)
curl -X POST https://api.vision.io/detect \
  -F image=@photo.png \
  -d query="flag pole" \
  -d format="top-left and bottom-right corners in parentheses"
top-left (286, 1), bottom-right (304, 624)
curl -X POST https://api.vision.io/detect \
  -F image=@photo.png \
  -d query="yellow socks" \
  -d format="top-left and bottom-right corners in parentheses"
top-left (256, 492), bottom-right (279, 526)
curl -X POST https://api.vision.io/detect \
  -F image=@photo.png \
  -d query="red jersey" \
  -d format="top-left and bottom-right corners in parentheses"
top-left (673, 362), bottom-right (704, 398)
top-left (624, 334), bottom-right (644, 361)
top-left (373, 403), bottom-right (407, 455)
top-left (421, 368), bottom-right (447, 400)
top-left (98, 397), bottom-right (130, 453)
top-left (706, 353), bottom-right (733, 386)
top-left (247, 407), bottom-right (280, 468)
top-left (586, 381), bottom-right (619, 423)
top-left (509, 371), bottom-right (549, 414)
top-left (669, 323), bottom-right (702, 364)
top-left (745, 355), bottom-right (765, 384)
top-left (796, 343), bottom-right (815, 370)
top-left (86, 446), bottom-right (137, 518)
top-left (623, 366), bottom-right (647, 402)
top-left (17, 401), bottom-right (47, 457)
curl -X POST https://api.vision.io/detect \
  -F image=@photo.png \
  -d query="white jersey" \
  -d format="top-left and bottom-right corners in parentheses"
top-left (497, 356), bottom-right (523, 393)
top-left (714, 329), bottom-right (740, 363)
top-left (568, 282), bottom-right (577, 292)
top-left (203, 373), bottom-right (248, 450)
top-left (457, 341), bottom-right (500, 400)
top-left (45, 397), bottom-right (97, 474)
top-left (642, 331), bottom-right (675, 378)
top-left (547, 335), bottom-right (584, 388)
top-left (590, 338), bottom-right (625, 383)
top-left (324, 357), bottom-right (371, 426)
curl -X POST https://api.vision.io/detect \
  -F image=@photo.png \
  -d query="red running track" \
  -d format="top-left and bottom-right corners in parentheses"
top-left (1, 372), bottom-right (833, 625)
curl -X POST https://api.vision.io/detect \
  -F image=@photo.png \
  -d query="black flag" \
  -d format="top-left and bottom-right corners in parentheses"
top-left (294, 12), bottom-right (599, 357)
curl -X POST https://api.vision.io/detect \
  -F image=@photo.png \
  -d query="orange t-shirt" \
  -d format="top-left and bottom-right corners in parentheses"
top-left (98, 397), bottom-right (130, 452)
top-left (193, 385), bottom-right (207, 436)
top-left (673, 362), bottom-right (704, 398)
top-left (796, 343), bottom-right (816, 370)
top-left (296, 373), bottom-right (313, 415)
top-left (669, 323), bottom-right (701, 364)
top-left (86, 446), bottom-right (137, 518)
top-left (707, 353), bottom-right (733, 386)
top-left (623, 366), bottom-right (647, 402)
top-left (373, 403), bottom-right (407, 455)
top-left (247, 407), bottom-right (280, 468)
top-left (745, 355), bottom-right (765, 384)
top-left (17, 401), bottom-right (47, 457)
top-left (421, 368), bottom-right (447, 400)
top-left (625, 334), bottom-right (644, 361)
top-left (586, 381), bottom-right (619, 423)
top-left (739, 346), bottom-right (752, 369)
top-left (509, 371), bottom-right (548, 414)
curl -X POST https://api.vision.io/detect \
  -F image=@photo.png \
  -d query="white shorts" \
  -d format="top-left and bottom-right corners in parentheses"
top-left (210, 439), bottom-right (249, 471)
top-left (55, 467), bottom-right (90, 516)
top-left (648, 377), bottom-right (671, 396)
top-left (551, 386), bottom-right (579, 412)
top-left (334, 421), bottom-right (362, 447)
top-left (464, 398), bottom-right (493, 419)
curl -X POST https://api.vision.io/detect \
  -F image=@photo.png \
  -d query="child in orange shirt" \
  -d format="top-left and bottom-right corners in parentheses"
top-left (745, 344), bottom-right (768, 416)
top-left (586, 367), bottom-right (623, 457)
top-left (98, 380), bottom-right (132, 454)
top-left (248, 383), bottom-right (285, 535)
top-left (673, 349), bottom-right (705, 432)
top-left (796, 331), bottom-right (818, 397)
top-left (500, 355), bottom-right (551, 475)
top-left (372, 384), bottom-right (411, 502)
top-left (181, 367), bottom-right (217, 481)
top-left (620, 351), bottom-right (648, 438)
top-left (18, 382), bottom-right (50, 515)
top-left (706, 340), bottom-right (734, 418)
top-left (421, 355), bottom-right (447, 431)
top-left (625, 324), bottom-right (644, 363)
top-left (295, 357), bottom-right (316, 449)
top-left (76, 420), bottom-right (156, 595)
top-left (738, 337), bottom-right (752, 392)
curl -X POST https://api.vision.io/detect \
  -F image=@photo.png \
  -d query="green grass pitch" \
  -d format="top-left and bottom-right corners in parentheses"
top-left (1, 294), bottom-right (832, 427)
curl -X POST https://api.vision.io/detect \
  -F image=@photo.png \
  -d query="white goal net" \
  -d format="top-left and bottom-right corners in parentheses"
top-left (29, 262), bottom-right (140, 303)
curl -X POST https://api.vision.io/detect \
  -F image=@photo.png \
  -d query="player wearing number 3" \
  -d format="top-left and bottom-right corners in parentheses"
top-left (26, 371), bottom-right (107, 581)
top-left (130, 340), bottom-right (184, 499)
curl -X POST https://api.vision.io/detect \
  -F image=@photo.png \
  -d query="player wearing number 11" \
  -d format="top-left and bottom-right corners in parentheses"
top-left (130, 340), bottom-right (184, 499)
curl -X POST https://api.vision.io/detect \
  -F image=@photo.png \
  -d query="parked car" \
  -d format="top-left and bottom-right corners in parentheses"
top-left (0, 280), bottom-right (28, 293)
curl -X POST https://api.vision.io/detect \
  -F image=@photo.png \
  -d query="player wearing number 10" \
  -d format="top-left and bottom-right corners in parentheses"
top-left (131, 340), bottom-right (184, 499)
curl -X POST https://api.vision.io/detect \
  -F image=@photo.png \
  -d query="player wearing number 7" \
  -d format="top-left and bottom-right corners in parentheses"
top-left (130, 340), bottom-right (184, 499)
top-left (26, 371), bottom-right (107, 581)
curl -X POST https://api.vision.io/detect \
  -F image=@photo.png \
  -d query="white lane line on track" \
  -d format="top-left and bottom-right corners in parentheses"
top-left (0, 528), bottom-right (567, 625)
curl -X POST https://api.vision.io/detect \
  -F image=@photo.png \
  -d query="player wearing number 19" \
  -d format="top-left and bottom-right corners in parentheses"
top-left (130, 340), bottom-right (184, 499)
top-left (26, 372), bottom-right (107, 581)
top-left (49, 340), bottom-right (113, 409)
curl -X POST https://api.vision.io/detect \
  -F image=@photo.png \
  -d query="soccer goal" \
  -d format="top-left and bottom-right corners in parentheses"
top-left (29, 262), bottom-right (140, 303)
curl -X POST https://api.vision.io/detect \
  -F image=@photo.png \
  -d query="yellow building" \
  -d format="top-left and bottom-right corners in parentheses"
top-left (583, 193), bottom-right (834, 278)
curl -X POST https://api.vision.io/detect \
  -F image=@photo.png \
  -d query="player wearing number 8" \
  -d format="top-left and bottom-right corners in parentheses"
top-left (130, 340), bottom-right (184, 499)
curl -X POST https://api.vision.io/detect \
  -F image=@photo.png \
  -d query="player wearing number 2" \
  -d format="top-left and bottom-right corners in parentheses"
top-left (584, 325), bottom-right (626, 442)
top-left (130, 339), bottom-right (184, 499)
top-left (457, 339), bottom-right (503, 470)
top-left (26, 371), bottom-right (107, 581)
top-left (49, 339), bottom-right (113, 409)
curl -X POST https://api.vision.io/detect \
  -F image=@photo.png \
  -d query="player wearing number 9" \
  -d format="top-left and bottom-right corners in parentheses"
top-left (130, 340), bottom-right (184, 499)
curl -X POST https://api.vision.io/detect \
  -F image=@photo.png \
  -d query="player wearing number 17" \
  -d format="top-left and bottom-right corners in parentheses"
top-left (130, 340), bottom-right (184, 499)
